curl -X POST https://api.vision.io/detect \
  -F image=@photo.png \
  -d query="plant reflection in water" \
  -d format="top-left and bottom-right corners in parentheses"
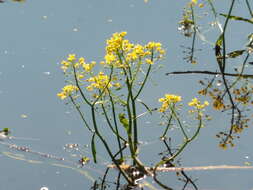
top-left (1, 130), bottom-right (253, 190)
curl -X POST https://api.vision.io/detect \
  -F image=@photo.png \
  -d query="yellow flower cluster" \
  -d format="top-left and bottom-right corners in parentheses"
top-left (106, 32), bottom-right (128, 54)
top-left (57, 85), bottom-right (78, 100)
top-left (104, 32), bottom-right (165, 67)
top-left (86, 72), bottom-right (112, 91)
top-left (158, 94), bottom-right (182, 112)
top-left (60, 54), bottom-right (96, 73)
top-left (188, 98), bottom-right (209, 109)
top-left (190, 0), bottom-right (204, 7)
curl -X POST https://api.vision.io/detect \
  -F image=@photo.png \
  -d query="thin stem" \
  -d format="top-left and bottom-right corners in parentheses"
top-left (190, 5), bottom-right (197, 64)
top-left (90, 106), bottom-right (133, 184)
top-left (134, 50), bottom-right (154, 100)
top-left (161, 114), bottom-right (173, 138)
top-left (69, 95), bottom-right (93, 132)
top-left (221, 0), bottom-right (235, 72)
top-left (170, 105), bottom-right (188, 139)
top-left (155, 110), bottom-right (203, 168)
top-left (245, 0), bottom-right (253, 17)
top-left (72, 65), bottom-right (92, 106)
top-left (101, 103), bottom-right (127, 143)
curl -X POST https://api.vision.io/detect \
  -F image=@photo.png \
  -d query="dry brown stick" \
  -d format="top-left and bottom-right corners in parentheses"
top-left (108, 163), bottom-right (253, 174)
top-left (166, 70), bottom-right (253, 78)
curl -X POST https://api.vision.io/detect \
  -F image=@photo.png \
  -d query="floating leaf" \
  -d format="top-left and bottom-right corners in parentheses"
top-left (91, 133), bottom-right (97, 163)
top-left (220, 13), bottom-right (253, 24)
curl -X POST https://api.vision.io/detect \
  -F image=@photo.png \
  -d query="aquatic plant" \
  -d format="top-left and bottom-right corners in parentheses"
top-left (57, 31), bottom-right (209, 188)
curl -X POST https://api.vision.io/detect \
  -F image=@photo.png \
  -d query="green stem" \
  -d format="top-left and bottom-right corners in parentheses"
top-left (101, 103), bottom-right (127, 143)
top-left (245, 0), bottom-right (253, 17)
top-left (72, 65), bottom-right (92, 106)
top-left (221, 0), bottom-right (236, 72)
top-left (155, 110), bottom-right (203, 168)
top-left (134, 50), bottom-right (154, 100)
top-left (69, 95), bottom-right (93, 132)
top-left (170, 104), bottom-right (188, 139)
top-left (90, 106), bottom-right (133, 184)
top-left (161, 114), bottom-right (173, 138)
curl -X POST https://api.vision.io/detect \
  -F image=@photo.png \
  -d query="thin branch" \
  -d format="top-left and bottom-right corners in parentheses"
top-left (166, 70), bottom-right (253, 78)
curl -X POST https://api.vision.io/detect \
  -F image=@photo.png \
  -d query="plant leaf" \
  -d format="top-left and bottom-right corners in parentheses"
top-left (220, 13), bottom-right (253, 24)
top-left (118, 113), bottom-right (129, 133)
top-left (215, 34), bottom-right (224, 67)
top-left (227, 50), bottom-right (245, 58)
top-left (91, 133), bottom-right (97, 163)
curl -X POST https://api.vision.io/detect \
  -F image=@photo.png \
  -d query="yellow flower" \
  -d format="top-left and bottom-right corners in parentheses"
top-left (79, 57), bottom-right (85, 65)
top-left (105, 53), bottom-right (116, 64)
top-left (82, 61), bottom-right (96, 72)
top-left (188, 98), bottom-right (209, 109)
top-left (158, 94), bottom-right (182, 112)
top-left (199, 3), bottom-right (204, 8)
top-left (57, 85), bottom-right (78, 100)
top-left (86, 72), bottom-right (112, 92)
top-left (191, 0), bottom-right (197, 5)
top-left (145, 58), bottom-right (154, 65)
top-left (106, 32), bottom-right (127, 55)
top-left (67, 54), bottom-right (76, 62)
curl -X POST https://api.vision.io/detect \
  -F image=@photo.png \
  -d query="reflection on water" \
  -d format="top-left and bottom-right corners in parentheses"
top-left (1, 133), bottom-right (253, 190)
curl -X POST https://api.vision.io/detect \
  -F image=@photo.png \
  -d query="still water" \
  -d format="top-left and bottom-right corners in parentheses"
top-left (0, 0), bottom-right (253, 189)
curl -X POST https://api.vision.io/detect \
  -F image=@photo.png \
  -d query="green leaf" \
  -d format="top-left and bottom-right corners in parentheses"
top-left (0, 128), bottom-right (10, 135)
top-left (215, 34), bottom-right (223, 48)
top-left (220, 13), bottom-right (253, 24)
top-left (91, 133), bottom-right (97, 163)
top-left (227, 50), bottom-right (245, 58)
top-left (118, 113), bottom-right (129, 132)
top-left (215, 34), bottom-right (224, 69)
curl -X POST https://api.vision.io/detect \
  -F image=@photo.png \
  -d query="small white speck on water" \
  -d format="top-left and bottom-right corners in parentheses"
top-left (43, 71), bottom-right (50, 75)
top-left (40, 187), bottom-right (49, 190)
top-left (107, 19), bottom-right (113, 23)
top-left (42, 15), bottom-right (48, 19)
top-left (21, 65), bottom-right (25, 68)
top-left (3, 50), bottom-right (8, 54)
top-left (73, 28), bottom-right (79, 32)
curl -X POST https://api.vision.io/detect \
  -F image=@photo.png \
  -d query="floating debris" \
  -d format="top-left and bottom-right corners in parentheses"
top-left (42, 15), bottom-right (48, 20)
top-left (64, 143), bottom-right (79, 151)
top-left (12, 0), bottom-right (26, 2)
top-left (20, 114), bottom-right (28, 118)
